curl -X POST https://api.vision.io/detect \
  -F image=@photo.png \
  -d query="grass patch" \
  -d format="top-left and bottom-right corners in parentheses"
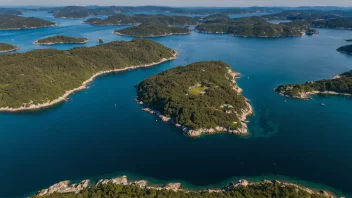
top-left (189, 86), bottom-right (208, 95)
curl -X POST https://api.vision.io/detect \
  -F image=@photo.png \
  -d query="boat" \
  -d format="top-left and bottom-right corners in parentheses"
top-left (321, 103), bottom-right (325, 106)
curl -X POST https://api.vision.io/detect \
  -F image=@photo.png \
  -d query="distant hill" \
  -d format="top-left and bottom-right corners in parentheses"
top-left (84, 14), bottom-right (198, 26)
top-left (0, 14), bottom-right (56, 30)
top-left (114, 23), bottom-right (191, 37)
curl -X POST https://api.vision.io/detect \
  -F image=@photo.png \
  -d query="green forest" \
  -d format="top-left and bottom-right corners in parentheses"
top-left (275, 70), bottom-right (352, 98)
top-left (136, 61), bottom-right (248, 130)
top-left (195, 16), bottom-right (309, 37)
top-left (31, 182), bottom-right (328, 198)
top-left (35, 35), bottom-right (88, 44)
top-left (0, 39), bottom-right (175, 108)
top-left (115, 23), bottom-right (191, 37)
top-left (84, 14), bottom-right (198, 26)
top-left (0, 14), bottom-right (56, 29)
top-left (312, 18), bottom-right (352, 29)
top-left (0, 43), bottom-right (18, 52)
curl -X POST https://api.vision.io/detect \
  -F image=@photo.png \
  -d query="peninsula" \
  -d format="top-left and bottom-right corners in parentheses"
top-left (34, 35), bottom-right (88, 45)
top-left (337, 44), bottom-right (352, 55)
top-left (275, 71), bottom-right (352, 99)
top-left (84, 14), bottom-right (198, 26)
top-left (114, 23), bottom-right (191, 37)
top-left (0, 43), bottom-right (19, 52)
top-left (135, 61), bottom-right (253, 137)
top-left (0, 39), bottom-right (177, 111)
top-left (195, 16), bottom-right (309, 37)
top-left (0, 14), bottom-right (56, 30)
top-left (30, 175), bottom-right (336, 198)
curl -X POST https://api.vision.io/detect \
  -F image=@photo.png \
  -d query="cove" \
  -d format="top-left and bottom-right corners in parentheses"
top-left (0, 11), bottom-right (352, 197)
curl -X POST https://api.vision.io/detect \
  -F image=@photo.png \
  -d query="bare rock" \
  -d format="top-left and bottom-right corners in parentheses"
top-left (164, 183), bottom-right (182, 191)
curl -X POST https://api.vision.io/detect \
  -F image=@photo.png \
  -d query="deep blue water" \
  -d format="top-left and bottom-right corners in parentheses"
top-left (0, 11), bottom-right (352, 198)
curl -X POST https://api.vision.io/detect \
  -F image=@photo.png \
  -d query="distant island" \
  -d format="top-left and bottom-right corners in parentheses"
top-left (0, 43), bottom-right (19, 53)
top-left (0, 39), bottom-right (177, 111)
top-left (34, 35), bottom-right (88, 45)
top-left (346, 39), bottom-right (352, 42)
top-left (0, 14), bottom-right (56, 30)
top-left (312, 18), bottom-right (352, 30)
top-left (50, 6), bottom-right (273, 18)
top-left (30, 175), bottom-right (335, 198)
top-left (337, 44), bottom-right (352, 54)
top-left (275, 71), bottom-right (352, 99)
top-left (114, 23), bottom-right (191, 37)
top-left (135, 61), bottom-right (253, 137)
top-left (195, 16), bottom-right (309, 37)
top-left (84, 14), bottom-right (198, 26)
top-left (262, 10), bottom-right (341, 21)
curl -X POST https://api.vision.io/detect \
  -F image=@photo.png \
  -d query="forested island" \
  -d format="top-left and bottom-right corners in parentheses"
top-left (312, 18), bottom-right (352, 30)
top-left (30, 176), bottom-right (336, 198)
top-left (0, 14), bottom-right (56, 30)
top-left (275, 71), bottom-right (352, 99)
top-left (195, 16), bottom-right (309, 37)
top-left (84, 14), bottom-right (198, 26)
top-left (34, 35), bottom-right (88, 45)
top-left (135, 61), bottom-right (253, 137)
top-left (114, 23), bottom-right (191, 37)
top-left (50, 6), bottom-right (275, 18)
top-left (263, 10), bottom-right (341, 21)
top-left (0, 43), bottom-right (19, 52)
top-left (337, 44), bottom-right (352, 54)
top-left (0, 39), bottom-right (177, 111)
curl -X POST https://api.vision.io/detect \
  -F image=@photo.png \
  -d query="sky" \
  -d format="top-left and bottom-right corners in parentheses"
top-left (1, 0), bottom-right (352, 7)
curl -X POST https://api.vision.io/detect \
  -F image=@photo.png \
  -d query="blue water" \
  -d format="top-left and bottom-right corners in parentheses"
top-left (0, 11), bottom-right (352, 198)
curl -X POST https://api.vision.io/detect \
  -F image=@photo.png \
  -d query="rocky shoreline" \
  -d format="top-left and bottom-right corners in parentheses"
top-left (0, 46), bottom-right (19, 53)
top-left (0, 52), bottom-right (178, 112)
top-left (136, 68), bottom-right (253, 137)
top-left (33, 175), bottom-right (339, 198)
top-left (114, 31), bottom-right (191, 38)
top-left (34, 39), bottom-right (88, 45)
top-left (275, 89), bottom-right (352, 100)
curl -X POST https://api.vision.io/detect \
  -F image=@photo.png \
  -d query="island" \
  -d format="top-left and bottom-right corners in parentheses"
top-left (0, 43), bottom-right (19, 53)
top-left (0, 38), bottom-right (177, 111)
top-left (306, 28), bottom-right (319, 35)
top-left (312, 18), bottom-right (352, 30)
top-left (34, 35), bottom-right (88, 45)
top-left (0, 14), bottom-right (56, 30)
top-left (262, 10), bottom-right (341, 21)
top-left (30, 175), bottom-right (336, 198)
top-left (195, 16), bottom-right (310, 37)
top-left (52, 6), bottom-right (90, 18)
top-left (346, 39), bottom-right (352, 42)
top-left (114, 23), bottom-right (191, 37)
top-left (337, 44), bottom-right (352, 55)
top-left (83, 14), bottom-right (198, 26)
top-left (275, 71), bottom-right (352, 99)
top-left (135, 61), bottom-right (253, 137)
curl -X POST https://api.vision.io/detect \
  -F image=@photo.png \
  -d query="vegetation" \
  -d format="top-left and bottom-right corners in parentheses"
top-left (35, 35), bottom-right (88, 45)
top-left (84, 14), bottom-right (198, 26)
top-left (0, 8), bottom-right (23, 16)
top-left (136, 61), bottom-right (248, 130)
top-left (195, 16), bottom-right (309, 37)
top-left (30, 181), bottom-right (328, 198)
top-left (0, 14), bottom-right (56, 30)
top-left (0, 43), bottom-right (19, 52)
top-left (275, 70), bottom-right (352, 98)
top-left (337, 44), bottom-right (352, 54)
top-left (0, 39), bottom-right (176, 108)
top-left (114, 23), bottom-right (191, 37)
top-left (312, 18), bottom-right (352, 29)
top-left (51, 6), bottom-right (276, 18)
top-left (263, 10), bottom-right (342, 21)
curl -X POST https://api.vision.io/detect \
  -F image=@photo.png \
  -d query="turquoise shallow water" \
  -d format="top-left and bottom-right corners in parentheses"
top-left (0, 11), bottom-right (352, 198)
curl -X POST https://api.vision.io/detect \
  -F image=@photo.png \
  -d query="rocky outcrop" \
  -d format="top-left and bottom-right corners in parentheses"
top-left (96, 176), bottom-right (128, 186)
top-left (38, 180), bottom-right (90, 196)
top-left (34, 176), bottom-right (339, 198)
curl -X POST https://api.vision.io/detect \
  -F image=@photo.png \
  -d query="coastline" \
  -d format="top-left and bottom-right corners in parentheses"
top-left (114, 31), bottom-right (191, 38)
top-left (275, 89), bottom-right (352, 100)
top-left (136, 68), bottom-right (254, 137)
top-left (32, 175), bottom-right (339, 198)
top-left (0, 51), bottom-right (178, 112)
top-left (0, 46), bottom-right (19, 53)
top-left (0, 24), bottom-right (57, 30)
top-left (33, 39), bottom-right (89, 45)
